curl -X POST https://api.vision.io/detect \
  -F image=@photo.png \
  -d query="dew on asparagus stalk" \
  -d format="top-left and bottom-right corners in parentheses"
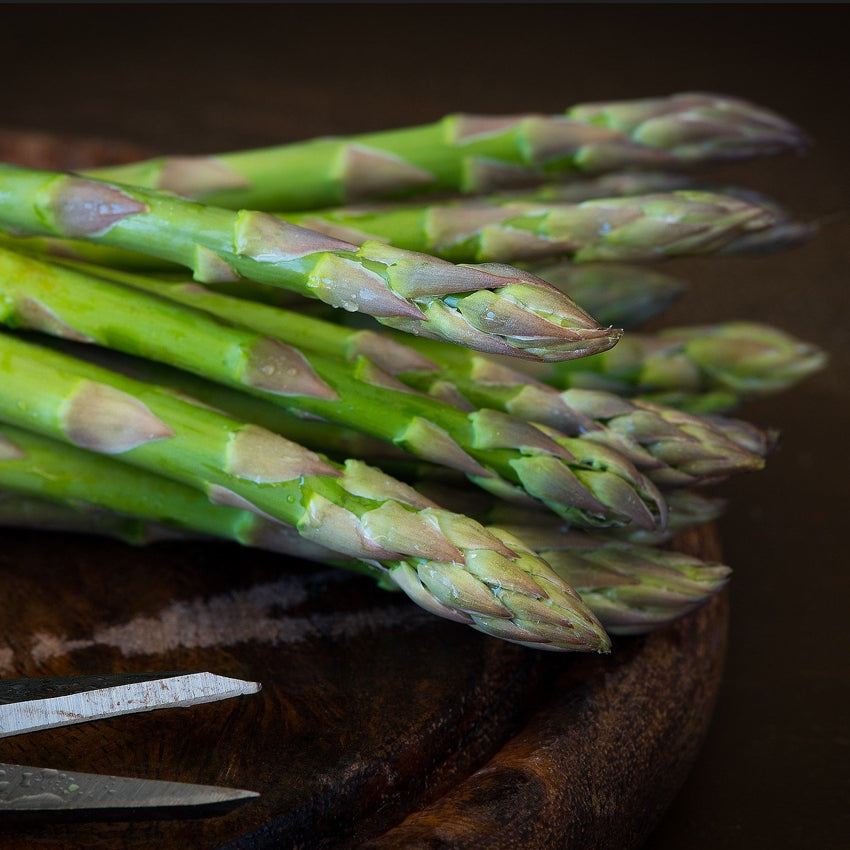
top-left (0, 163), bottom-right (622, 360)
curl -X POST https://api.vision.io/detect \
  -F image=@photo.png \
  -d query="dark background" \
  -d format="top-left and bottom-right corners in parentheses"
top-left (2, 4), bottom-right (847, 847)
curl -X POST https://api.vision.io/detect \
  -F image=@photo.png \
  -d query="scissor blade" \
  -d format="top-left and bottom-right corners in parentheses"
top-left (0, 762), bottom-right (258, 821)
top-left (0, 672), bottom-right (260, 738)
top-left (0, 671), bottom-right (195, 704)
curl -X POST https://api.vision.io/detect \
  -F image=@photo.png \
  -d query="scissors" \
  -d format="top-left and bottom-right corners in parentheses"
top-left (0, 670), bottom-right (261, 822)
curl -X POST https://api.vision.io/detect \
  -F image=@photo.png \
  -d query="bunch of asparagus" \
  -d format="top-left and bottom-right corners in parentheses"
top-left (0, 92), bottom-right (825, 651)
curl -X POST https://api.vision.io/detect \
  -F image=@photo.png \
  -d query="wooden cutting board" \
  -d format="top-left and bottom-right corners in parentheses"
top-left (0, 130), bottom-right (729, 849)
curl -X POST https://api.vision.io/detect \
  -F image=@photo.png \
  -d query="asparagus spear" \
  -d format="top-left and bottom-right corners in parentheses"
top-left (0, 341), bottom-right (609, 652)
top-left (503, 529), bottom-right (730, 635)
top-left (0, 175), bottom-right (690, 273)
top-left (494, 177), bottom-right (815, 258)
top-left (524, 322), bottom-right (828, 411)
top-left (0, 163), bottom-right (618, 360)
top-left (83, 93), bottom-right (806, 210)
top-left (0, 222), bottom-right (689, 331)
top-left (518, 260), bottom-right (687, 329)
top-left (0, 228), bottom-right (174, 271)
top-left (56, 258), bottom-right (766, 489)
top-left (284, 190), bottom-right (779, 264)
top-left (34, 341), bottom-right (747, 543)
top-left (0, 429), bottom-right (728, 637)
top-left (407, 474), bottom-right (726, 542)
top-left (0, 169), bottom-right (808, 273)
top-left (0, 424), bottom-right (313, 553)
top-left (0, 491), bottom-right (190, 546)
top-left (279, 190), bottom-right (776, 263)
top-left (71, 329), bottom-right (764, 494)
top-left (0, 249), bottom-right (666, 529)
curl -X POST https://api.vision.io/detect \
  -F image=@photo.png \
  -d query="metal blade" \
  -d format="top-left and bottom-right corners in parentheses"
top-left (0, 672), bottom-right (261, 738)
top-left (0, 762), bottom-right (258, 821)
top-left (0, 671), bottom-right (196, 704)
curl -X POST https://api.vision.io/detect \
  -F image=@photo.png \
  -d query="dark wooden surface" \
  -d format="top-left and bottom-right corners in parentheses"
top-left (0, 524), bottom-right (726, 849)
top-left (0, 530), bottom-right (539, 848)
top-left (1, 5), bottom-right (848, 847)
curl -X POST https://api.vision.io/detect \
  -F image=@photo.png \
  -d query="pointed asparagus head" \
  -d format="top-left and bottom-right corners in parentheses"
top-left (662, 322), bottom-right (828, 396)
top-left (379, 260), bottom-right (623, 361)
top-left (567, 92), bottom-right (808, 167)
top-left (539, 535), bottom-right (731, 635)
top-left (568, 191), bottom-right (779, 262)
top-left (558, 389), bottom-right (770, 487)
top-left (506, 423), bottom-right (669, 532)
top-left (345, 242), bottom-right (621, 360)
top-left (605, 489), bottom-right (728, 546)
top-left (700, 415), bottom-right (780, 458)
top-left (388, 521), bottom-right (612, 652)
top-left (321, 482), bottom-right (613, 652)
top-left (268, 452), bottom-right (612, 652)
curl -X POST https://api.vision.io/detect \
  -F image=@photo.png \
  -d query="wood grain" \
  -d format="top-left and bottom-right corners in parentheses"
top-left (364, 525), bottom-right (727, 850)
top-left (0, 132), bottom-right (729, 849)
top-left (0, 530), bottom-right (547, 848)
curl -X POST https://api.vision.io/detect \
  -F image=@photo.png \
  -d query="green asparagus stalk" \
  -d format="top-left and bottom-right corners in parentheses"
top-left (283, 190), bottom-right (779, 264)
top-left (55, 258), bottom-right (767, 490)
top-left (0, 163), bottom-right (619, 360)
top-left (0, 169), bottom-right (808, 273)
top-left (0, 338), bottom-right (611, 652)
top-left (0, 228), bottom-right (176, 271)
top-left (0, 488), bottom-right (728, 637)
top-left (0, 249), bottom-right (666, 529)
top-left (522, 322), bottom-right (828, 411)
top-left (0, 177), bottom-right (682, 273)
top-left (0, 422), bottom-right (348, 560)
top-left (28, 340), bottom-right (748, 549)
top-left (65, 327), bottom-right (764, 496)
top-left (83, 93), bottom-right (806, 210)
top-left (0, 223), bottom-right (689, 331)
top-left (0, 492), bottom-right (191, 546)
top-left (0, 421), bottom-right (728, 637)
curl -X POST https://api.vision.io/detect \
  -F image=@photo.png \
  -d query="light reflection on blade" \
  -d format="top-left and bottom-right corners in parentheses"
top-left (0, 762), bottom-right (258, 820)
top-left (0, 672), bottom-right (261, 738)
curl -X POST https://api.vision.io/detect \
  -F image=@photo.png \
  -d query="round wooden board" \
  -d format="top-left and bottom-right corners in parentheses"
top-left (0, 131), bottom-right (729, 848)
top-left (0, 526), bottom-right (726, 850)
